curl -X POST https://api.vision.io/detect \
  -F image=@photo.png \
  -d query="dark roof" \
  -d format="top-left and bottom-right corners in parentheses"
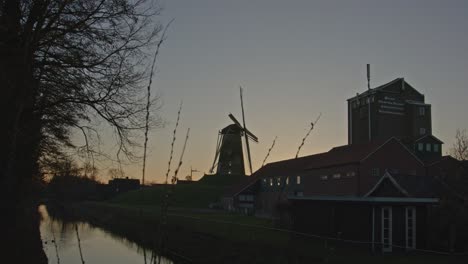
top-left (414, 134), bottom-right (444, 144)
top-left (224, 138), bottom-right (409, 197)
top-left (425, 155), bottom-right (459, 167)
top-left (263, 138), bottom-right (391, 172)
top-left (347, 78), bottom-right (423, 101)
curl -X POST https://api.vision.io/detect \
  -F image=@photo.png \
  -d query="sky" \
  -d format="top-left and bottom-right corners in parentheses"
top-left (108, 0), bottom-right (468, 183)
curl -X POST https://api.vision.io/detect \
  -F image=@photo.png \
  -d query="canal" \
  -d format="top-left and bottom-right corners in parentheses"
top-left (39, 205), bottom-right (173, 264)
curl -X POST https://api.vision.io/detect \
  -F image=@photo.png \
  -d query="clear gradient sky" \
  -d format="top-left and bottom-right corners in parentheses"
top-left (113, 0), bottom-right (468, 183)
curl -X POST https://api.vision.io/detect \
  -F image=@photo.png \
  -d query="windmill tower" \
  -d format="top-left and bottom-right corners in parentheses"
top-left (209, 88), bottom-right (258, 176)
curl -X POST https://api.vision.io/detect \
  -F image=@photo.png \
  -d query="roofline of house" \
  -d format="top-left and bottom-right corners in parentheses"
top-left (227, 176), bottom-right (261, 198)
top-left (414, 134), bottom-right (444, 144)
top-left (347, 78), bottom-right (403, 101)
top-left (289, 195), bottom-right (439, 204)
top-left (364, 171), bottom-right (409, 197)
top-left (425, 155), bottom-right (459, 167)
top-left (360, 137), bottom-right (426, 166)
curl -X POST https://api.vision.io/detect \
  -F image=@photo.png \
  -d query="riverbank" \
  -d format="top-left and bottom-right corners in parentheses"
top-left (51, 201), bottom-right (467, 264)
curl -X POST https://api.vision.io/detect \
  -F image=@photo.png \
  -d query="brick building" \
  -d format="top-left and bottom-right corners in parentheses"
top-left (223, 77), bottom-right (459, 253)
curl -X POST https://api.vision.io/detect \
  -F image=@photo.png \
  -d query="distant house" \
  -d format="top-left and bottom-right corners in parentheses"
top-left (108, 177), bottom-right (140, 194)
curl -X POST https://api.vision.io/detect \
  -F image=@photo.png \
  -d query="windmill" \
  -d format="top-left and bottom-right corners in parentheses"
top-left (209, 87), bottom-right (258, 175)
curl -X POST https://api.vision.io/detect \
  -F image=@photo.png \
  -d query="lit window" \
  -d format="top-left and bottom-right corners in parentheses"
top-left (426, 143), bottom-right (431, 152)
top-left (419, 128), bottom-right (426, 135)
top-left (332, 173), bottom-right (341, 179)
top-left (418, 143), bottom-right (424, 151)
top-left (277, 177), bottom-right (281, 186)
top-left (296, 176), bottom-right (301, 185)
top-left (433, 144), bottom-right (439, 152)
top-left (371, 168), bottom-right (380, 177)
top-left (269, 178), bottom-right (273, 186)
top-left (320, 175), bottom-right (328, 180)
top-left (286, 176), bottom-right (289, 185)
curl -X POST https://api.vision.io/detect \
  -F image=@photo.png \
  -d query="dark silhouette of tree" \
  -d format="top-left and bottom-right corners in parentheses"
top-left (0, 1), bottom-right (164, 262)
top-left (450, 129), bottom-right (468, 161)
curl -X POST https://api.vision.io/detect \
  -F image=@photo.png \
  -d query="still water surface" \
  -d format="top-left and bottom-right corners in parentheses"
top-left (39, 205), bottom-right (173, 264)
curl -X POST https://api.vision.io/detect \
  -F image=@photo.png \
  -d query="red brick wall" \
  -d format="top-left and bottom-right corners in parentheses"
top-left (303, 164), bottom-right (360, 196)
top-left (359, 140), bottom-right (425, 195)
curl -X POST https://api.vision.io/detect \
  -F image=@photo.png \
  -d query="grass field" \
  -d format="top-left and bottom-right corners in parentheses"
top-left (110, 174), bottom-right (246, 208)
top-left (61, 202), bottom-right (467, 264)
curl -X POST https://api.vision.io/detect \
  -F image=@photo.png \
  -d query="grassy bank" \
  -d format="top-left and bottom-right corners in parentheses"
top-left (59, 202), bottom-right (466, 264)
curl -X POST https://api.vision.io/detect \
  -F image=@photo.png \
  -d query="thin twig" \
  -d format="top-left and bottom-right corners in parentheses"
top-left (142, 19), bottom-right (174, 186)
top-left (295, 113), bottom-right (322, 158)
top-left (164, 101), bottom-right (183, 184)
top-left (262, 136), bottom-right (277, 167)
top-left (171, 128), bottom-right (190, 184)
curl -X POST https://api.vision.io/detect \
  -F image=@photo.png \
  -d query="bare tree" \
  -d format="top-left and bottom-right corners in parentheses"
top-left (450, 129), bottom-right (468, 161)
top-left (1, 1), bottom-right (164, 262)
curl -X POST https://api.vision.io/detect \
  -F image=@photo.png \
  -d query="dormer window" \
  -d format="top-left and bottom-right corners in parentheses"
top-left (417, 143), bottom-right (423, 151)
top-left (426, 143), bottom-right (431, 152)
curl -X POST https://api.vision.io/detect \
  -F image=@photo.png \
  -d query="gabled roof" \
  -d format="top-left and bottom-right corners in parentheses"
top-left (365, 171), bottom-right (438, 198)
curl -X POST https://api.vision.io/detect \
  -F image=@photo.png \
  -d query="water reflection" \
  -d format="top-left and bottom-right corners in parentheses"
top-left (39, 205), bottom-right (173, 264)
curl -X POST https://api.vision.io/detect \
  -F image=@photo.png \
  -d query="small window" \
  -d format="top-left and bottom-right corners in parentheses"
top-left (346, 171), bottom-right (356, 177)
top-left (296, 191), bottom-right (304, 197)
top-left (239, 195), bottom-right (246, 201)
top-left (286, 176), bottom-right (289, 185)
top-left (320, 175), bottom-right (328, 180)
top-left (277, 177), bottom-right (281, 186)
top-left (371, 168), bottom-right (380, 177)
top-left (419, 128), bottom-right (426, 135)
top-left (269, 178), bottom-right (273, 186)
top-left (418, 107), bottom-right (425, 116)
top-left (426, 143), bottom-right (431, 152)
top-left (296, 176), bottom-right (301, 185)
top-left (418, 143), bottom-right (424, 151)
top-left (332, 173), bottom-right (341, 179)
top-left (433, 144), bottom-right (439, 152)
